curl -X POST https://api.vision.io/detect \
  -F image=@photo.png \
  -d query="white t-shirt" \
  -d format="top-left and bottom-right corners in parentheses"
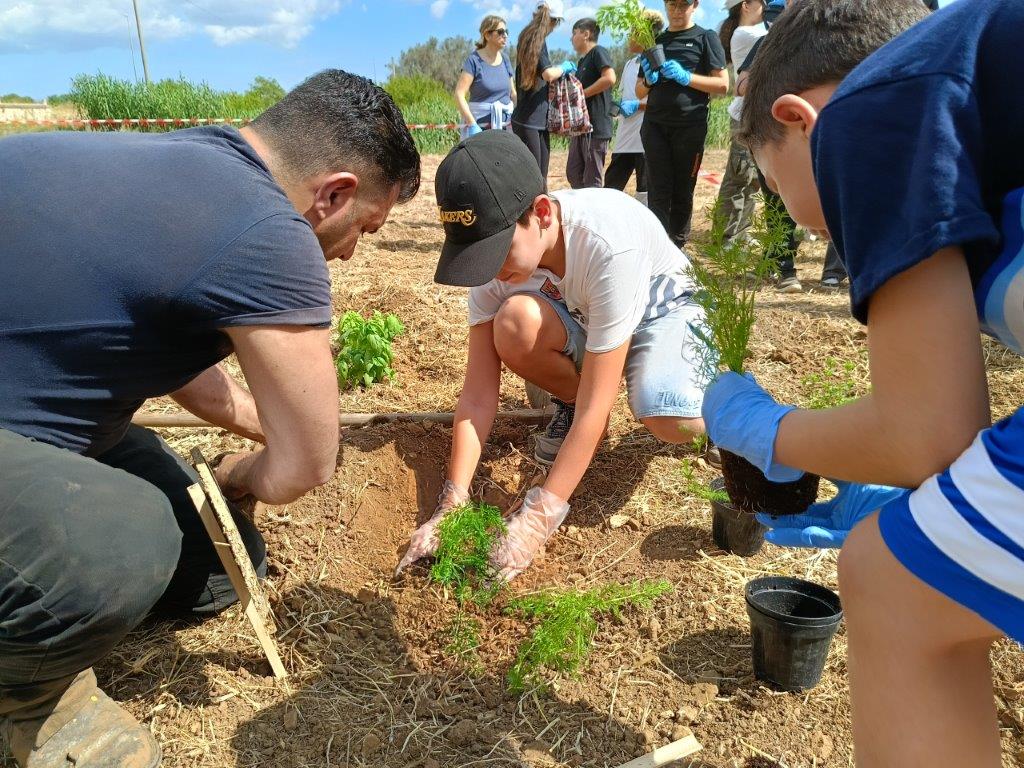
top-left (468, 189), bottom-right (694, 352)
top-left (611, 56), bottom-right (646, 155)
top-left (727, 23), bottom-right (768, 122)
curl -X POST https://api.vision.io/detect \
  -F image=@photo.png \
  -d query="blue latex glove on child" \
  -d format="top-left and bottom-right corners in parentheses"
top-left (465, 123), bottom-right (483, 136)
top-left (757, 481), bottom-right (908, 548)
top-left (640, 58), bottom-right (692, 87)
top-left (701, 371), bottom-right (802, 482)
top-left (559, 60), bottom-right (577, 76)
top-left (618, 99), bottom-right (641, 117)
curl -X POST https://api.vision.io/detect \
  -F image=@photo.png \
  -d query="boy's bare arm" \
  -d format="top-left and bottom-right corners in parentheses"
top-left (688, 69), bottom-right (730, 96)
top-left (583, 67), bottom-right (616, 98)
top-left (448, 322), bottom-right (503, 490)
top-left (544, 341), bottom-right (630, 499)
top-left (774, 247), bottom-right (991, 487)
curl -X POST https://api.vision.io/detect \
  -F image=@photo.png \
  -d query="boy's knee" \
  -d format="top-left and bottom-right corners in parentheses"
top-left (493, 295), bottom-right (543, 360)
top-left (641, 416), bottom-right (705, 444)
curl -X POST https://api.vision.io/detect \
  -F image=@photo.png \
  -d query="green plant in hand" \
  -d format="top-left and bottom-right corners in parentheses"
top-left (335, 311), bottom-right (405, 389)
top-left (686, 199), bottom-right (788, 381)
top-left (596, 0), bottom-right (660, 50)
top-left (430, 502), bottom-right (507, 605)
top-left (507, 580), bottom-right (672, 692)
top-left (801, 357), bottom-right (860, 409)
top-left (681, 459), bottom-right (728, 503)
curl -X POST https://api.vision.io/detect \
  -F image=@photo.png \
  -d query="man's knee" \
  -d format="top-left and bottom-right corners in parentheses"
top-left (642, 416), bottom-right (705, 444)
top-left (493, 295), bottom-right (544, 363)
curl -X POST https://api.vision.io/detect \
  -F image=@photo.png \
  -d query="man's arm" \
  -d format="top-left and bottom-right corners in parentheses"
top-left (583, 67), bottom-right (616, 98)
top-left (214, 325), bottom-right (340, 504)
top-left (170, 364), bottom-right (264, 443)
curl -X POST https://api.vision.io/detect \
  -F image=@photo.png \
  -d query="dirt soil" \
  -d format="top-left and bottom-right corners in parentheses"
top-left (5, 151), bottom-right (1022, 768)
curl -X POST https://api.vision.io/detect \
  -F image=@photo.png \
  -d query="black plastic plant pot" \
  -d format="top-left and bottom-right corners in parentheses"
top-left (720, 449), bottom-right (820, 516)
top-left (642, 44), bottom-right (666, 71)
top-left (609, 101), bottom-right (622, 118)
top-left (709, 477), bottom-right (765, 557)
top-left (745, 576), bottom-right (843, 691)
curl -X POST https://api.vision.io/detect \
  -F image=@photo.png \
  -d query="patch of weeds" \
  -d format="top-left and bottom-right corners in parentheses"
top-left (801, 357), bottom-right (859, 409)
top-left (506, 580), bottom-right (673, 692)
top-left (681, 459), bottom-right (728, 503)
top-left (445, 610), bottom-right (484, 674)
top-left (430, 502), bottom-right (506, 606)
top-left (690, 432), bottom-right (709, 455)
top-left (335, 310), bottom-right (405, 389)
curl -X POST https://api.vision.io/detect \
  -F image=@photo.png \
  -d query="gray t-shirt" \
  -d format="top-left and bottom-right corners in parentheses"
top-left (463, 50), bottom-right (514, 105)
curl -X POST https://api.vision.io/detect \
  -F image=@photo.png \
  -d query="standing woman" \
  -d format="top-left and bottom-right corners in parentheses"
top-left (714, 0), bottom-right (766, 243)
top-left (454, 15), bottom-right (517, 139)
top-left (637, 0), bottom-right (728, 248)
top-left (510, 0), bottom-right (578, 184)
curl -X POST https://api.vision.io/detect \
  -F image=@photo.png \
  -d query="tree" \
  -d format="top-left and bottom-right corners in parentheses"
top-left (387, 36), bottom-right (475, 91)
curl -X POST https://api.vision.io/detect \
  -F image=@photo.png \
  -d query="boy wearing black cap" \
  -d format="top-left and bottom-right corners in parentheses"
top-left (396, 130), bottom-right (709, 581)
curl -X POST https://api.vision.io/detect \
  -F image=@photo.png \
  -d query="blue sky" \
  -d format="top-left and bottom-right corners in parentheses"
top-left (0, 0), bottom-right (728, 101)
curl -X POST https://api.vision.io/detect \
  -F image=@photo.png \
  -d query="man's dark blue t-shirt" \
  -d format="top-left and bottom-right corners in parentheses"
top-left (811, 0), bottom-right (1024, 323)
top-left (0, 126), bottom-right (332, 456)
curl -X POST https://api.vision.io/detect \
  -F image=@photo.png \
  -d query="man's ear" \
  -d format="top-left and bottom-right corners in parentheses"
top-left (309, 172), bottom-right (359, 222)
top-left (770, 94), bottom-right (819, 139)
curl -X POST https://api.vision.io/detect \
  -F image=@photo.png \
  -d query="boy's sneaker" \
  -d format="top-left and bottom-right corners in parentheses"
top-left (820, 275), bottom-right (846, 289)
top-left (706, 441), bottom-right (722, 469)
top-left (533, 398), bottom-right (575, 465)
top-left (777, 276), bottom-right (803, 293)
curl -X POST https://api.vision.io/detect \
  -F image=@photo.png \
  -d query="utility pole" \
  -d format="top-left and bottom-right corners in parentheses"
top-left (131, 0), bottom-right (151, 84)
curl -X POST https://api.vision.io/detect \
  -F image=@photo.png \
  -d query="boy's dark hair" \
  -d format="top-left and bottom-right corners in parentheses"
top-left (252, 69), bottom-right (420, 203)
top-left (738, 0), bottom-right (928, 150)
top-left (573, 17), bottom-right (600, 42)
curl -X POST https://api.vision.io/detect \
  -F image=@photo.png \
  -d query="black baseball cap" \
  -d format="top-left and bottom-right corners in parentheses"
top-left (434, 130), bottom-right (545, 287)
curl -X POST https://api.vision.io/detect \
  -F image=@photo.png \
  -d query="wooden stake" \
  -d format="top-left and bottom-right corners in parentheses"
top-left (133, 407), bottom-right (551, 430)
top-left (613, 734), bottom-right (702, 768)
top-left (188, 449), bottom-right (287, 679)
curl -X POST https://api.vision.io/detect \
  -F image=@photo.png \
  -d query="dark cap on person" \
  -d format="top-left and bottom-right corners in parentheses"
top-left (433, 130), bottom-right (545, 287)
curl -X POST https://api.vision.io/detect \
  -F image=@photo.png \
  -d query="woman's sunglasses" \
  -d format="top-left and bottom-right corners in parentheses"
top-left (491, 28), bottom-right (509, 36)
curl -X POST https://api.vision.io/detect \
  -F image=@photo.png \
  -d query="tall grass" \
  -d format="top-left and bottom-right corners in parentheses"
top-left (707, 97), bottom-right (732, 150)
top-left (385, 75), bottom-right (460, 154)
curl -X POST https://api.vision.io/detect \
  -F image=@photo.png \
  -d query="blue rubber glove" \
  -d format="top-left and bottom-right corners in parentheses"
top-left (660, 60), bottom-right (692, 87)
top-left (559, 60), bottom-right (577, 76)
top-left (618, 99), bottom-right (640, 117)
top-left (701, 371), bottom-right (802, 482)
top-left (465, 122), bottom-right (483, 136)
top-left (756, 481), bottom-right (909, 548)
top-left (640, 57), bottom-right (659, 86)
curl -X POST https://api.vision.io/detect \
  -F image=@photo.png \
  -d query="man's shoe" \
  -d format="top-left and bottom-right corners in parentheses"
top-left (777, 276), bottom-right (803, 293)
top-left (533, 398), bottom-right (576, 465)
top-left (706, 441), bottom-right (722, 469)
top-left (820, 275), bottom-right (846, 289)
top-left (1, 669), bottom-right (160, 768)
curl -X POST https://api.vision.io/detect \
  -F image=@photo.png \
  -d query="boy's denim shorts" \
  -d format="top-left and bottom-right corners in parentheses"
top-left (525, 290), bottom-right (706, 420)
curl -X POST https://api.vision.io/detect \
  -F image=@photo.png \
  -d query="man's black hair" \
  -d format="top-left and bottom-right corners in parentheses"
top-left (738, 0), bottom-right (928, 150)
top-left (573, 17), bottom-right (600, 42)
top-left (252, 69), bottom-right (420, 203)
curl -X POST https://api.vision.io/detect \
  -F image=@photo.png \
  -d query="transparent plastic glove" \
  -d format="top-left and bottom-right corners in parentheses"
top-left (660, 60), bottom-right (692, 87)
top-left (465, 122), bottom-right (483, 136)
top-left (619, 99), bottom-right (640, 117)
top-left (640, 57), bottom-right (659, 86)
top-left (756, 481), bottom-right (908, 548)
top-left (559, 60), bottom-right (578, 76)
top-left (701, 371), bottom-right (802, 482)
top-left (394, 480), bottom-right (470, 575)
top-left (490, 487), bottom-right (570, 582)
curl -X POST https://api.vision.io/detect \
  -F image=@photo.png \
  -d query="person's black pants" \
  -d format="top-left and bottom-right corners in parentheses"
top-left (756, 167), bottom-right (798, 279)
top-left (512, 123), bottom-right (551, 188)
top-left (641, 119), bottom-right (707, 246)
top-left (604, 152), bottom-right (647, 193)
top-left (0, 426), bottom-right (266, 700)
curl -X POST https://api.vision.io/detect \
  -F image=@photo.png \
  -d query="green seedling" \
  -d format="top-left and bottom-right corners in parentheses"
top-left (430, 502), bottom-right (507, 606)
top-left (596, 0), bottom-right (661, 50)
top-left (335, 310), bottom-right (405, 389)
top-left (686, 200), bottom-right (789, 381)
top-left (506, 580), bottom-right (672, 692)
top-left (681, 459), bottom-right (728, 503)
top-left (801, 357), bottom-right (860, 409)
top-left (445, 610), bottom-right (484, 674)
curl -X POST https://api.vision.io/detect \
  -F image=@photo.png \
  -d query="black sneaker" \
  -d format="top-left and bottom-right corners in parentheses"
top-left (533, 398), bottom-right (575, 465)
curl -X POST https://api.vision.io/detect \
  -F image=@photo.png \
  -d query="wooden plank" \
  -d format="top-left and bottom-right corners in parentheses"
top-left (133, 407), bottom-right (551, 430)
top-left (187, 484), bottom-right (287, 678)
top-left (614, 734), bottom-right (703, 768)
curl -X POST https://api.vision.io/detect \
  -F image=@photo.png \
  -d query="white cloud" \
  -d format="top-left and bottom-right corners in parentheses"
top-left (430, 0), bottom-right (451, 18)
top-left (0, 0), bottom-right (343, 53)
